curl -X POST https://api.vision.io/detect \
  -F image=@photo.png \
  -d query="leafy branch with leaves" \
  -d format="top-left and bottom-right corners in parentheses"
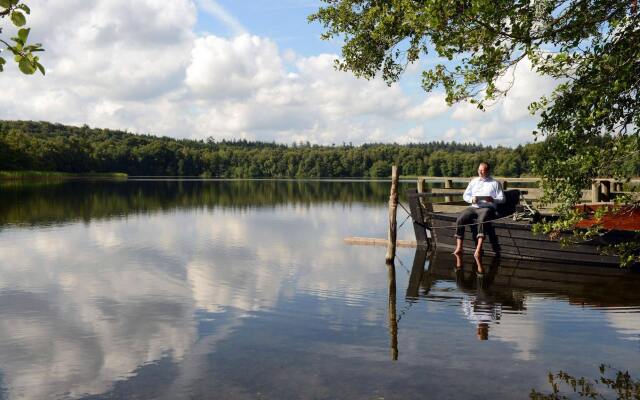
top-left (0, 0), bottom-right (44, 74)
top-left (310, 0), bottom-right (640, 265)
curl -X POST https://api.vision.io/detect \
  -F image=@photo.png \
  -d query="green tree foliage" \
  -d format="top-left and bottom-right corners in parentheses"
top-left (0, 120), bottom-right (539, 178)
top-left (0, 0), bottom-right (44, 74)
top-left (309, 0), bottom-right (640, 263)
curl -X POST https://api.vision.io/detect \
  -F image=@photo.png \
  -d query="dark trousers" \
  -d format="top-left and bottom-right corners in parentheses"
top-left (455, 207), bottom-right (495, 238)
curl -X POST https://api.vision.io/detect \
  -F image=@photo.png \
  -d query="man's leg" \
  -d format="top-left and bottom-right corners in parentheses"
top-left (475, 236), bottom-right (484, 258)
top-left (454, 208), bottom-right (476, 254)
top-left (474, 208), bottom-right (495, 257)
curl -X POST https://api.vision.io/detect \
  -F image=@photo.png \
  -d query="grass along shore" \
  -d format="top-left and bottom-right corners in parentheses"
top-left (0, 171), bottom-right (128, 180)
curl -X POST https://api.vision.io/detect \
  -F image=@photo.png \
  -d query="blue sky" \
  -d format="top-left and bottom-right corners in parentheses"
top-left (196, 1), bottom-right (335, 56)
top-left (0, 0), bottom-right (556, 146)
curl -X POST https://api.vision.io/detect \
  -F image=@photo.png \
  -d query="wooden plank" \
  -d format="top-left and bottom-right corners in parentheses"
top-left (417, 176), bottom-right (542, 183)
top-left (344, 237), bottom-right (418, 248)
top-left (434, 220), bottom-right (611, 254)
top-left (429, 218), bottom-right (621, 265)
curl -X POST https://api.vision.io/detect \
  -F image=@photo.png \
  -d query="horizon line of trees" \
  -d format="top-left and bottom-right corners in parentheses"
top-left (1, 120), bottom-right (544, 178)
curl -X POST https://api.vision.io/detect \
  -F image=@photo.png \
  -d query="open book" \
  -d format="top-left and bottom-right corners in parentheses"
top-left (475, 196), bottom-right (493, 202)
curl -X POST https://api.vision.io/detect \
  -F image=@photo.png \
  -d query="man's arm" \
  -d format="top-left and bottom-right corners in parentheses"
top-left (463, 179), bottom-right (475, 204)
top-left (493, 181), bottom-right (505, 204)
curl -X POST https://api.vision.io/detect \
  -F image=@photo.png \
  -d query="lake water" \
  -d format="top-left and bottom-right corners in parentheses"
top-left (0, 179), bottom-right (639, 399)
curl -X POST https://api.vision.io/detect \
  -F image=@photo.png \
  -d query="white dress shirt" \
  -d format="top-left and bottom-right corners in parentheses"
top-left (462, 177), bottom-right (505, 209)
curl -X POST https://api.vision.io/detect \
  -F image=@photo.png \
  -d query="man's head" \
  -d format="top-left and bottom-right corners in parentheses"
top-left (477, 162), bottom-right (490, 179)
top-left (476, 323), bottom-right (489, 340)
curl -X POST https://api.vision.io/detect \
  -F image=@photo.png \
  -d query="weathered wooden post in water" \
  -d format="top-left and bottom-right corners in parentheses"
top-left (444, 179), bottom-right (453, 202)
top-left (385, 165), bottom-right (399, 263)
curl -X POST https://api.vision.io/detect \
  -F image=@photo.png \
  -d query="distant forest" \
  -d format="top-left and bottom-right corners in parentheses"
top-left (0, 120), bottom-right (539, 177)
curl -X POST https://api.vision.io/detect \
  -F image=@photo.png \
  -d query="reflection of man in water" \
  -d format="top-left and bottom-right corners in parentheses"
top-left (455, 254), bottom-right (502, 340)
top-left (461, 294), bottom-right (502, 340)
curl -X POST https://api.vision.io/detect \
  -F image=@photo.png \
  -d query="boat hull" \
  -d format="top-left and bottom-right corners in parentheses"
top-left (429, 212), bottom-right (623, 266)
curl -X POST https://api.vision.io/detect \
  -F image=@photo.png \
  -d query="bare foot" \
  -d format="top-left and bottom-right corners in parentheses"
top-left (453, 253), bottom-right (463, 268)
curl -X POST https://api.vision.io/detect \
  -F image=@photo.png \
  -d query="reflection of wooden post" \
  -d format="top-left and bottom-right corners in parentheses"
top-left (591, 181), bottom-right (601, 203)
top-left (385, 166), bottom-right (399, 263)
top-left (444, 179), bottom-right (453, 202)
top-left (387, 261), bottom-right (398, 361)
top-left (600, 180), bottom-right (611, 202)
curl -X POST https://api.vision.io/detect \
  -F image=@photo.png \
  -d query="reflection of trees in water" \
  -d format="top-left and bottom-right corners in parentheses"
top-left (530, 365), bottom-right (640, 400)
top-left (0, 180), bottom-right (417, 226)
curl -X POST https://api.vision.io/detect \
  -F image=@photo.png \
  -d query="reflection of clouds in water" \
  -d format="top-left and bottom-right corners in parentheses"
top-left (606, 312), bottom-right (640, 341)
top-left (0, 225), bottom-right (198, 399)
top-left (490, 316), bottom-right (542, 361)
top-left (0, 204), bottom-right (388, 399)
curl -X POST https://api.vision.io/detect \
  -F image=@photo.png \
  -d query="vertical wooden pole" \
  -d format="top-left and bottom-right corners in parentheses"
top-left (502, 180), bottom-right (509, 190)
top-left (386, 165), bottom-right (399, 263)
top-left (613, 181), bottom-right (620, 192)
top-left (591, 181), bottom-right (601, 203)
top-left (444, 179), bottom-right (453, 202)
top-left (417, 177), bottom-right (425, 194)
top-left (417, 177), bottom-right (429, 211)
top-left (600, 180), bottom-right (611, 202)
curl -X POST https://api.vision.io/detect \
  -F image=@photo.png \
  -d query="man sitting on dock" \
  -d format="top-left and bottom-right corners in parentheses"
top-left (453, 162), bottom-right (505, 257)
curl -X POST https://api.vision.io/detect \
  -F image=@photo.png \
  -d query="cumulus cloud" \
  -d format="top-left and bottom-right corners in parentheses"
top-left (442, 57), bottom-right (558, 145)
top-left (185, 35), bottom-right (284, 99)
top-left (395, 125), bottom-right (427, 144)
top-left (0, 0), bottom-right (556, 145)
top-left (404, 93), bottom-right (449, 119)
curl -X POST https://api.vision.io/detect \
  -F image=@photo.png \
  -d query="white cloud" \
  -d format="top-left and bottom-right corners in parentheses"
top-left (439, 57), bottom-right (558, 145)
top-left (404, 93), bottom-right (449, 119)
top-left (0, 0), bottom-right (555, 145)
top-left (498, 57), bottom-right (557, 122)
top-left (185, 34), bottom-right (284, 99)
top-left (395, 125), bottom-right (426, 144)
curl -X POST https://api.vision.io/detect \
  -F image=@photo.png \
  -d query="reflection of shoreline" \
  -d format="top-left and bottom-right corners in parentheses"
top-left (0, 180), bottom-right (410, 227)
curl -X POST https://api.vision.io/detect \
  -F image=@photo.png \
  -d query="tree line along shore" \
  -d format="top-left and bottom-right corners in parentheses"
top-left (1, 120), bottom-right (638, 179)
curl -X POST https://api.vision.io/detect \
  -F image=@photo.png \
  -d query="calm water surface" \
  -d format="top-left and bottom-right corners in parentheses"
top-left (0, 180), bottom-right (639, 399)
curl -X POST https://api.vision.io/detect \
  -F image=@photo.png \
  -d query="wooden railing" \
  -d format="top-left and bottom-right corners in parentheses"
top-left (415, 176), bottom-right (639, 204)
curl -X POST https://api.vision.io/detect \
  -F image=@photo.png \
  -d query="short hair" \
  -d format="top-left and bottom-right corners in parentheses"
top-left (479, 161), bottom-right (491, 171)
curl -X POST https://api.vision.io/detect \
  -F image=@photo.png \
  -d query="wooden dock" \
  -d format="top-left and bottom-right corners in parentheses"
top-left (414, 176), bottom-right (639, 212)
